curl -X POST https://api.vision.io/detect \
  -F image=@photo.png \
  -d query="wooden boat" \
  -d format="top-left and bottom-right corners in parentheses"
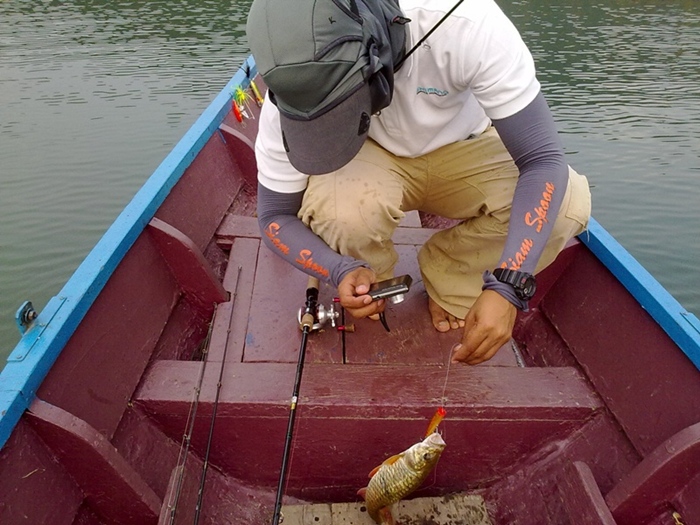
top-left (1, 56), bottom-right (700, 525)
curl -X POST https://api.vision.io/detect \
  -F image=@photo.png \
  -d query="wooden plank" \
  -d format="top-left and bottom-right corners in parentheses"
top-left (154, 131), bottom-right (243, 252)
top-left (26, 398), bottom-right (161, 525)
top-left (215, 214), bottom-right (440, 248)
top-left (281, 494), bottom-right (493, 525)
top-left (244, 247), bottom-right (345, 364)
top-left (606, 422), bottom-right (700, 525)
top-left (219, 123), bottom-right (258, 189)
top-left (399, 210), bottom-right (423, 228)
top-left (158, 466), bottom-right (198, 525)
top-left (148, 217), bottom-right (228, 312)
top-left (0, 419), bottom-right (84, 525)
top-left (217, 214), bottom-right (261, 243)
top-left (559, 461), bottom-right (617, 525)
top-left (342, 244), bottom-right (518, 367)
top-left (136, 361), bottom-right (601, 498)
top-left (36, 233), bottom-right (179, 440)
top-left (216, 223), bottom-right (519, 367)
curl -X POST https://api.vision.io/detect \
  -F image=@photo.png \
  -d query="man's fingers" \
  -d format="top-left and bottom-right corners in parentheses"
top-left (453, 322), bottom-right (509, 365)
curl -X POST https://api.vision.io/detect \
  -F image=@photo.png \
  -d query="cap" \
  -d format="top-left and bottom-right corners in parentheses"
top-left (247, 0), bottom-right (386, 175)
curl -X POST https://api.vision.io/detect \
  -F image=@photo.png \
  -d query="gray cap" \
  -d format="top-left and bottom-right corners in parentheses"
top-left (247, 0), bottom-right (404, 175)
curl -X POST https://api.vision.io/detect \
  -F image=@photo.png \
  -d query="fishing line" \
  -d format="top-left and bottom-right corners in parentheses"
top-left (166, 302), bottom-right (219, 525)
top-left (422, 342), bottom-right (456, 488)
top-left (424, 342), bottom-right (455, 439)
top-left (395, 0), bottom-right (465, 70)
top-left (193, 266), bottom-right (242, 524)
top-left (440, 344), bottom-right (457, 406)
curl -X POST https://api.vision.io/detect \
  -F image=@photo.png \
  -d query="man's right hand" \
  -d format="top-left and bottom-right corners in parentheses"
top-left (337, 267), bottom-right (385, 319)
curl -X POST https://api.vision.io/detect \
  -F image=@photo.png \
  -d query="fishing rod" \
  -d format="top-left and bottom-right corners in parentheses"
top-left (271, 276), bottom-right (320, 525)
top-left (193, 266), bottom-right (242, 524)
top-left (166, 302), bottom-right (218, 525)
top-left (270, 274), bottom-right (411, 523)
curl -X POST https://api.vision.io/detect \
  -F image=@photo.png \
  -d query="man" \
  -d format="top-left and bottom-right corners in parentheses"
top-left (246, 0), bottom-right (591, 364)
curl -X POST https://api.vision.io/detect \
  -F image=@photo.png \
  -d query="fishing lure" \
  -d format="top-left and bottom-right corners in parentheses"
top-left (425, 406), bottom-right (446, 437)
top-left (231, 85), bottom-right (252, 122)
top-left (249, 80), bottom-right (264, 106)
top-left (233, 85), bottom-right (250, 107)
top-left (232, 101), bottom-right (243, 123)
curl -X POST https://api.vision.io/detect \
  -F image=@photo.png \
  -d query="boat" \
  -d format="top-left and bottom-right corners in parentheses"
top-left (1, 55), bottom-right (700, 525)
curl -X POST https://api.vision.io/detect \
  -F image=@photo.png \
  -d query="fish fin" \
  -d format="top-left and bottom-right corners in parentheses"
top-left (357, 487), bottom-right (367, 500)
top-left (368, 453), bottom-right (403, 478)
top-left (378, 506), bottom-right (396, 525)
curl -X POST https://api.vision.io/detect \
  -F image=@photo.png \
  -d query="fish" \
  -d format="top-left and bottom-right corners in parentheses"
top-left (357, 432), bottom-right (446, 525)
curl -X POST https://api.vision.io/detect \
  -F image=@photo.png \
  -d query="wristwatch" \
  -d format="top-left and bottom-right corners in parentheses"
top-left (492, 268), bottom-right (537, 301)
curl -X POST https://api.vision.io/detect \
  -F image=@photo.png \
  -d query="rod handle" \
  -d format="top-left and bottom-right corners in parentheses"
top-left (306, 276), bottom-right (319, 292)
top-left (301, 276), bottom-right (320, 330)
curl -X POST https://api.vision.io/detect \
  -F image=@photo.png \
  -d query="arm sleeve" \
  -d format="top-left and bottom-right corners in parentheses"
top-left (257, 183), bottom-right (369, 287)
top-left (485, 90), bottom-right (569, 308)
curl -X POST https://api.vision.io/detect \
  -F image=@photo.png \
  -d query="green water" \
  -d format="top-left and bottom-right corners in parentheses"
top-left (1, 0), bottom-right (699, 366)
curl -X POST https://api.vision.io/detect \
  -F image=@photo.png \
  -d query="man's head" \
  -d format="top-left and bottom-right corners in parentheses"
top-left (247, 0), bottom-right (407, 175)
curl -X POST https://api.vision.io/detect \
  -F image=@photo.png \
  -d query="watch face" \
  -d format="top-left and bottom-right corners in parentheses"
top-left (517, 276), bottom-right (537, 300)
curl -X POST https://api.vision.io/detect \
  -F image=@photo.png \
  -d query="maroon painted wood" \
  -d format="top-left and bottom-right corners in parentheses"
top-left (606, 422), bottom-right (700, 525)
top-left (560, 461), bottom-right (617, 525)
top-left (158, 466), bottom-right (198, 525)
top-left (136, 359), bottom-right (601, 502)
top-left (480, 412), bottom-right (640, 525)
top-left (111, 406), bottom-right (185, 500)
top-left (26, 398), bottom-right (161, 524)
top-left (151, 297), bottom-right (210, 361)
top-left (0, 419), bottom-right (84, 525)
top-left (154, 131), bottom-right (243, 252)
top-left (540, 249), bottom-right (700, 457)
top-left (36, 233), bottom-right (180, 440)
top-left (217, 216), bottom-right (520, 367)
top-left (148, 217), bottom-right (228, 314)
top-left (219, 123), bottom-right (258, 190)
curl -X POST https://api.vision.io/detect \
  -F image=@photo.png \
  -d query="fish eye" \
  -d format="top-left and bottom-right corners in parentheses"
top-left (423, 453), bottom-right (431, 461)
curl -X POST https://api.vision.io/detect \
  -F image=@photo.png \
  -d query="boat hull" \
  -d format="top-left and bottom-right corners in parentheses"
top-left (1, 57), bottom-right (699, 525)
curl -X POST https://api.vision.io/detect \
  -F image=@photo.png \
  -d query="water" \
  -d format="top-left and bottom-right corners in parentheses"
top-left (0, 0), bottom-right (253, 364)
top-left (1, 0), bottom-right (699, 366)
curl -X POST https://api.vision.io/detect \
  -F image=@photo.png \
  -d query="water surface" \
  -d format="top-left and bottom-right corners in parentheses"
top-left (1, 0), bottom-right (699, 365)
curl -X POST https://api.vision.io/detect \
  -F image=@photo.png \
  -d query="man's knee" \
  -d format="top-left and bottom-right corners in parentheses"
top-left (560, 168), bottom-right (592, 236)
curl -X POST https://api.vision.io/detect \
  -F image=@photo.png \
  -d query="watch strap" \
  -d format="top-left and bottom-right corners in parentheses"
top-left (481, 271), bottom-right (529, 310)
top-left (492, 268), bottom-right (536, 301)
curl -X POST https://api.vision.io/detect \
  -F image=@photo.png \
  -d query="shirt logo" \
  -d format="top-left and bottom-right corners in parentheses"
top-left (417, 86), bottom-right (449, 97)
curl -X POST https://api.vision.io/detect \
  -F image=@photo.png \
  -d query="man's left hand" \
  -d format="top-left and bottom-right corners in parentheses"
top-left (337, 267), bottom-right (385, 319)
top-left (451, 290), bottom-right (517, 365)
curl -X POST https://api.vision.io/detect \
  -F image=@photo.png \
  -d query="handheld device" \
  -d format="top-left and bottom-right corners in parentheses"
top-left (368, 275), bottom-right (413, 304)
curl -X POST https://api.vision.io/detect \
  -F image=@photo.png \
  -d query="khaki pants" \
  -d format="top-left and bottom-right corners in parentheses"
top-left (299, 127), bottom-right (591, 319)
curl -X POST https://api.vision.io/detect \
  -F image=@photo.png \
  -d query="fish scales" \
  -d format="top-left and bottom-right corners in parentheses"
top-left (360, 432), bottom-right (446, 524)
top-left (365, 457), bottom-right (428, 512)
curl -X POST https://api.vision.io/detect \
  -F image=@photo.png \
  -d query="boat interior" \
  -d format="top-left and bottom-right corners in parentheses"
top-left (1, 79), bottom-right (700, 525)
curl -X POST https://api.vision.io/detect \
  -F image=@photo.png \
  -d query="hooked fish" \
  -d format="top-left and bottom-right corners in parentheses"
top-left (358, 432), bottom-right (446, 525)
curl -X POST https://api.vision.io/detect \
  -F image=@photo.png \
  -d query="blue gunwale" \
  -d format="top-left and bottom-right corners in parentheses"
top-left (0, 57), bottom-right (258, 450)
